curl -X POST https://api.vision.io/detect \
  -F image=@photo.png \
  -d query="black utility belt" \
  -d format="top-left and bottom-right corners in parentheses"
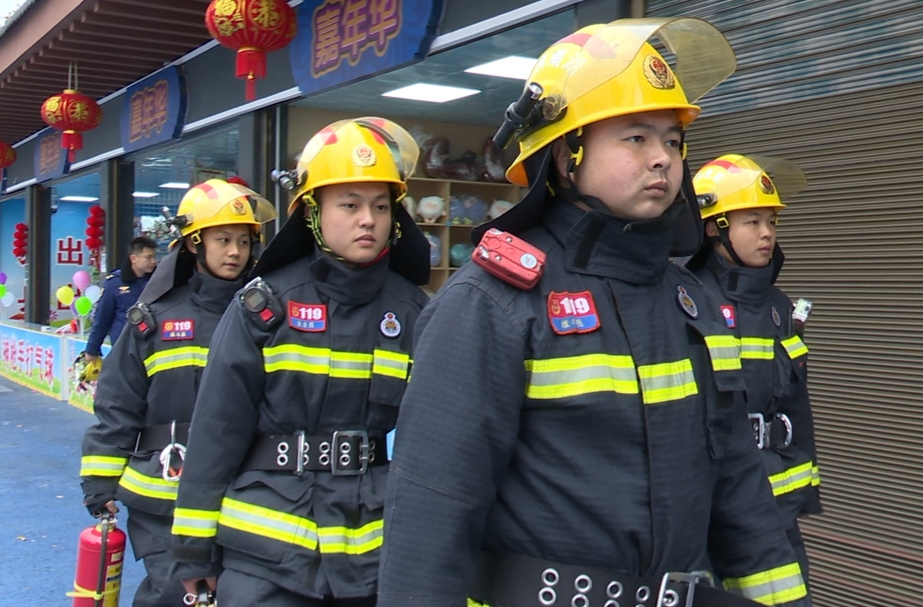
top-left (748, 412), bottom-right (793, 451)
top-left (471, 549), bottom-right (762, 607)
top-left (135, 422), bottom-right (190, 452)
top-left (241, 431), bottom-right (387, 476)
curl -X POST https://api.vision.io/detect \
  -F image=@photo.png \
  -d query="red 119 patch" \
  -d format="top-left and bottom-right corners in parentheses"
top-left (547, 291), bottom-right (600, 335)
top-left (288, 301), bottom-right (327, 332)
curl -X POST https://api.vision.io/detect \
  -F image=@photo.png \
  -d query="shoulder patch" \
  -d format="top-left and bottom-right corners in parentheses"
top-left (161, 319), bottom-right (194, 340)
top-left (547, 291), bottom-right (600, 335)
top-left (288, 301), bottom-right (326, 332)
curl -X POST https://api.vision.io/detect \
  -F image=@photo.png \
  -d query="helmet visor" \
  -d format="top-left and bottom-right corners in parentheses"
top-left (531, 17), bottom-right (736, 122)
top-left (296, 117), bottom-right (419, 185)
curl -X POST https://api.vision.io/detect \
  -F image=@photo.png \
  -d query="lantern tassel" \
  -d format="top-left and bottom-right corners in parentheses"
top-left (237, 49), bottom-right (266, 102)
top-left (62, 130), bottom-right (82, 163)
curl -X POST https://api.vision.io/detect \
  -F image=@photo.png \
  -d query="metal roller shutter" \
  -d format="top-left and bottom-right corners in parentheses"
top-left (644, 2), bottom-right (923, 605)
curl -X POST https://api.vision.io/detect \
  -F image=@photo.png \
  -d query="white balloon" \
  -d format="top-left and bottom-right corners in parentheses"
top-left (1, 292), bottom-right (14, 307)
top-left (84, 285), bottom-right (103, 303)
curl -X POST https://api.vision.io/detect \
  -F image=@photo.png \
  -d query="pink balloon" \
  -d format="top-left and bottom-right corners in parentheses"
top-left (72, 270), bottom-right (91, 291)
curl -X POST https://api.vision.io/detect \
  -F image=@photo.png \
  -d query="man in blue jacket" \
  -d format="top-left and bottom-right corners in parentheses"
top-left (84, 236), bottom-right (157, 360)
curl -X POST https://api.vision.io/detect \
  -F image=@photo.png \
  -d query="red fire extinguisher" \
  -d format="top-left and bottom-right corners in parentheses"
top-left (68, 514), bottom-right (126, 607)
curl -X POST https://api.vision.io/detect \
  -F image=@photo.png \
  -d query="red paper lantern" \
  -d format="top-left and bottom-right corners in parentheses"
top-left (85, 205), bottom-right (105, 252)
top-left (0, 141), bottom-right (16, 170)
top-left (205, 0), bottom-right (297, 101)
top-left (40, 89), bottom-right (103, 163)
top-left (12, 222), bottom-right (28, 261)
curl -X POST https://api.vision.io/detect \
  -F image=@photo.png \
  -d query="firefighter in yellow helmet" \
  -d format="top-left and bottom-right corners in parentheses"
top-left (378, 19), bottom-right (811, 607)
top-left (171, 117), bottom-right (430, 606)
top-left (688, 154), bottom-right (820, 590)
top-left (80, 179), bottom-right (276, 607)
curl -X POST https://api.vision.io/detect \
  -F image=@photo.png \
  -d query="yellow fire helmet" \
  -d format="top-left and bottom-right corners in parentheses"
top-left (695, 154), bottom-right (807, 223)
top-left (505, 17), bottom-right (736, 186)
top-left (174, 179), bottom-right (277, 243)
top-left (76, 352), bottom-right (102, 382)
top-left (288, 117), bottom-right (419, 213)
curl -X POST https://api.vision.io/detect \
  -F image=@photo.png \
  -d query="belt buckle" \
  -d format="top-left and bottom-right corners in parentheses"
top-left (657, 571), bottom-right (713, 607)
top-left (748, 413), bottom-right (769, 450)
top-left (331, 430), bottom-right (369, 476)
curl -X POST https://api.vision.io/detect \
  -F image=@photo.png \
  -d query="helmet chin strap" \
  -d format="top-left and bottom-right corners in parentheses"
top-left (709, 218), bottom-right (750, 268)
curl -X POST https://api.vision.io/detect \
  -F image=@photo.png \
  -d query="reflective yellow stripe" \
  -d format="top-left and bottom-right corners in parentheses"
top-left (217, 497), bottom-right (382, 555)
top-left (703, 335), bottom-right (742, 371)
top-left (80, 455), bottom-right (128, 477)
top-left (264, 344), bottom-right (330, 374)
top-left (525, 354), bottom-right (638, 400)
top-left (264, 345), bottom-right (407, 381)
top-left (144, 346), bottom-right (209, 377)
top-left (172, 507), bottom-right (220, 538)
top-left (118, 466), bottom-right (178, 501)
top-left (637, 359), bottom-right (697, 405)
top-left (220, 496), bottom-right (318, 550)
top-left (318, 519), bottom-right (383, 554)
top-left (768, 461), bottom-right (815, 497)
top-left (740, 337), bottom-right (774, 361)
top-left (330, 351), bottom-right (373, 379)
top-left (723, 562), bottom-right (807, 605)
top-left (372, 349), bottom-right (411, 380)
top-left (811, 465), bottom-right (821, 487)
top-left (781, 335), bottom-right (808, 359)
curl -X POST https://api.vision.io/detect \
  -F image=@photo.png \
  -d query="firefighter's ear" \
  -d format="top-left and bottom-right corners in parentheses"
top-left (185, 236), bottom-right (197, 254)
top-left (705, 220), bottom-right (720, 238)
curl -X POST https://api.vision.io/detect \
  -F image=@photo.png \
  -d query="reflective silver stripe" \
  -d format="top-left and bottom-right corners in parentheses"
top-left (769, 461), bottom-right (815, 496)
top-left (781, 335), bottom-right (808, 359)
top-left (372, 349), bottom-right (411, 380)
top-left (525, 354), bottom-right (638, 400)
top-left (80, 455), bottom-right (127, 477)
top-left (172, 507), bottom-right (219, 538)
top-left (219, 497), bottom-right (319, 550)
top-left (637, 359), bottom-right (698, 404)
top-left (144, 346), bottom-right (208, 377)
top-left (740, 337), bottom-right (774, 360)
top-left (723, 562), bottom-right (807, 605)
top-left (118, 466), bottom-right (178, 500)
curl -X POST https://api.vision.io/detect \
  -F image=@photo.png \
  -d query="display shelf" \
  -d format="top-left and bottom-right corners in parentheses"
top-left (406, 177), bottom-right (523, 293)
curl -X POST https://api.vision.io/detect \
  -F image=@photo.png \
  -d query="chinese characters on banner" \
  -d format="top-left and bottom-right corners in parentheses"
top-left (119, 66), bottom-right (186, 154)
top-left (0, 327), bottom-right (62, 399)
top-left (128, 80), bottom-right (169, 144)
top-left (290, 0), bottom-right (443, 95)
top-left (313, 0), bottom-right (401, 76)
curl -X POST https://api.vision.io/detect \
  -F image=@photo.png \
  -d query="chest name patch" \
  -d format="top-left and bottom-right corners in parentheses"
top-left (720, 305), bottom-right (736, 329)
top-left (547, 291), bottom-right (600, 335)
top-left (288, 301), bottom-right (327, 332)
top-left (162, 319), bottom-right (194, 341)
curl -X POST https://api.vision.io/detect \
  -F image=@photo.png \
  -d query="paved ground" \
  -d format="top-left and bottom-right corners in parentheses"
top-left (0, 378), bottom-right (143, 605)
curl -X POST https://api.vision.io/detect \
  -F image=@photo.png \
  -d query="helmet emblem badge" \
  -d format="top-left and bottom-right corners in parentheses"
top-left (230, 200), bottom-right (247, 215)
top-left (643, 55), bottom-right (675, 90)
top-left (352, 143), bottom-right (377, 167)
top-left (759, 174), bottom-right (775, 195)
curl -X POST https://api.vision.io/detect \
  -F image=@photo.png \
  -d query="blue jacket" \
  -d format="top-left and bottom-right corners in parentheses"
top-left (85, 259), bottom-right (152, 356)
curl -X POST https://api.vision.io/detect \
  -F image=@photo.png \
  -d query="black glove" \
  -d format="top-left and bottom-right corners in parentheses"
top-left (83, 494), bottom-right (115, 518)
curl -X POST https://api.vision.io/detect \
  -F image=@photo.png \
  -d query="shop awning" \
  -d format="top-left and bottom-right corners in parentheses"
top-left (0, 0), bottom-right (213, 145)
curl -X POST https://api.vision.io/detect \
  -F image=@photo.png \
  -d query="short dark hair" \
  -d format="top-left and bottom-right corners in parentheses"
top-left (130, 236), bottom-right (157, 255)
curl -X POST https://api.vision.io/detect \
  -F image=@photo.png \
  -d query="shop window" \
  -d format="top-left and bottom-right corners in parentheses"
top-left (49, 171), bottom-right (101, 326)
top-left (132, 126), bottom-right (240, 250)
top-left (0, 196), bottom-right (27, 321)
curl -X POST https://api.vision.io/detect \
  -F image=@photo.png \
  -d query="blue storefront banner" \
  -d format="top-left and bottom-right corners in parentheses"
top-left (34, 129), bottom-right (70, 183)
top-left (290, 0), bottom-right (444, 96)
top-left (120, 66), bottom-right (187, 154)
